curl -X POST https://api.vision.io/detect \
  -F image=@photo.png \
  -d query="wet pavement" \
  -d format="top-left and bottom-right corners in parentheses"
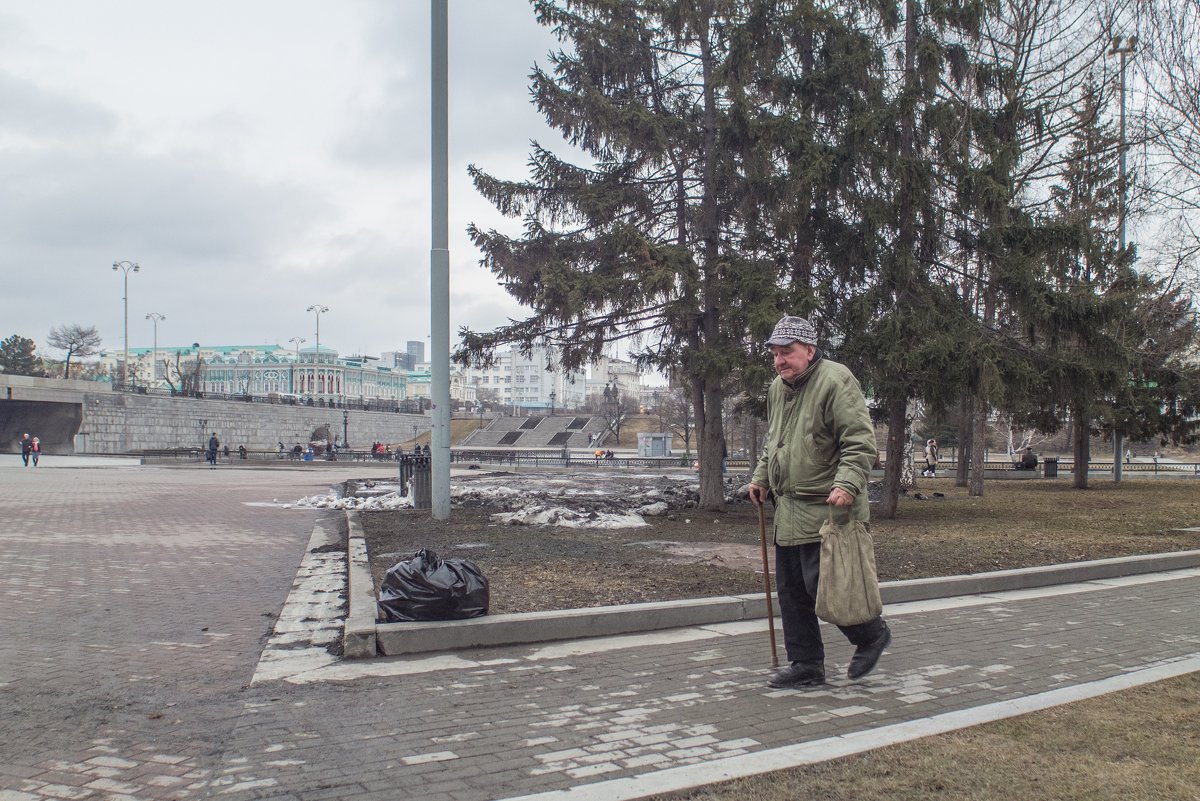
top-left (1, 462), bottom-right (1197, 801)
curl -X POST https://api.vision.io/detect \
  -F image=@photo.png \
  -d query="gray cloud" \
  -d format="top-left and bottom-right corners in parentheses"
top-left (0, 71), bottom-right (116, 141)
top-left (1, 1), bottom-right (541, 359)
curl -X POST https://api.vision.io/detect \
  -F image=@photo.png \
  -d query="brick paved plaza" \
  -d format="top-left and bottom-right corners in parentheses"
top-left (1, 462), bottom-right (1198, 801)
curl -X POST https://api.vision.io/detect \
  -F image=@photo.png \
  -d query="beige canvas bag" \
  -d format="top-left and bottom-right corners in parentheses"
top-left (814, 506), bottom-right (883, 626)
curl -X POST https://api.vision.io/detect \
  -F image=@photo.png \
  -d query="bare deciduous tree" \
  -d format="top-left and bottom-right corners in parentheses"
top-left (47, 324), bottom-right (102, 379)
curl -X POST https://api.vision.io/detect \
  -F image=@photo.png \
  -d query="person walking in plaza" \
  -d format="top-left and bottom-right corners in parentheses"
top-left (748, 315), bottom-right (892, 688)
top-left (29, 436), bottom-right (41, 467)
top-left (922, 438), bottom-right (938, 477)
top-left (20, 433), bottom-right (32, 467)
top-left (207, 432), bottom-right (220, 468)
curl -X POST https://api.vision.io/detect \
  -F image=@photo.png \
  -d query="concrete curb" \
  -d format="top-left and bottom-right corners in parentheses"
top-left (344, 510), bottom-right (1200, 657)
top-left (342, 512), bottom-right (378, 659)
top-left (880, 550), bottom-right (1200, 603)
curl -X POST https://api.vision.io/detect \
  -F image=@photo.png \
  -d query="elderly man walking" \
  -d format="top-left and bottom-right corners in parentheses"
top-left (748, 315), bottom-right (892, 688)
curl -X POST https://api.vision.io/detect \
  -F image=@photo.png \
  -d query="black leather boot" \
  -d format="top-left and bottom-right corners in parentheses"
top-left (847, 622), bottom-right (892, 680)
top-left (768, 661), bottom-right (826, 688)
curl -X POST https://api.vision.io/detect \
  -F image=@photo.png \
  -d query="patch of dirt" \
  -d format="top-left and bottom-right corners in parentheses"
top-left (357, 472), bottom-right (1200, 614)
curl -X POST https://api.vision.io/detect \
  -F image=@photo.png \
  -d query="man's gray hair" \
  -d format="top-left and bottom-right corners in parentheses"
top-left (766, 315), bottom-right (817, 347)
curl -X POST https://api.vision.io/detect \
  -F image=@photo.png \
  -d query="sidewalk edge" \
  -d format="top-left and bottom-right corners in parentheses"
top-left (343, 514), bottom-right (1200, 657)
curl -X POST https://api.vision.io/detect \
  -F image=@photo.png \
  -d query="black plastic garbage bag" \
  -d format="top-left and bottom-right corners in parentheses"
top-left (378, 549), bottom-right (489, 622)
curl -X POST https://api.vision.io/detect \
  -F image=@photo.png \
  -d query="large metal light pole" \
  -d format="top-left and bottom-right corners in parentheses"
top-left (289, 336), bottom-right (306, 395)
top-left (306, 305), bottom-right (328, 396)
top-left (112, 260), bottom-right (139, 386)
top-left (430, 0), bottom-right (451, 519)
top-left (145, 312), bottom-right (165, 387)
top-left (1109, 35), bottom-right (1136, 484)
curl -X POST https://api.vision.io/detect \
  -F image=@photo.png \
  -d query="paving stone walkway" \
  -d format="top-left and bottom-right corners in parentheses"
top-left (1, 464), bottom-right (1197, 801)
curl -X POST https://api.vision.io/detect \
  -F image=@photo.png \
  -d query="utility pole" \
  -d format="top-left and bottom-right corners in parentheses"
top-left (430, 0), bottom-right (451, 519)
top-left (1109, 34), bottom-right (1136, 484)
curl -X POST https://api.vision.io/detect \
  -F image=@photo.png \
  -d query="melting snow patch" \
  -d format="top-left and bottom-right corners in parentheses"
top-left (491, 506), bottom-right (649, 529)
top-left (291, 492), bottom-right (414, 511)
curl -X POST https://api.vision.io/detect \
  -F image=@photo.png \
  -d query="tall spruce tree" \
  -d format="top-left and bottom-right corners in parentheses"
top-left (1027, 81), bottom-right (1129, 488)
top-left (833, 0), bottom-right (987, 517)
top-left (0, 334), bottom-right (41, 376)
top-left (895, 0), bottom-right (1119, 495)
top-left (460, 0), bottom-right (890, 510)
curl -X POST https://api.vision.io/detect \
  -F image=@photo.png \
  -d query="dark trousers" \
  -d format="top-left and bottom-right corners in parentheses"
top-left (775, 541), bottom-right (885, 665)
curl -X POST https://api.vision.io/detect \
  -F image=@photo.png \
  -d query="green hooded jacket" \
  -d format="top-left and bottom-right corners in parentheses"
top-left (750, 355), bottom-right (878, 546)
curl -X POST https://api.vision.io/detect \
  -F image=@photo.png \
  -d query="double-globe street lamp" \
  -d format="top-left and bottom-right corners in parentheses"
top-left (145, 312), bottom-right (165, 387)
top-left (289, 336), bottom-right (306, 395)
top-left (306, 305), bottom-right (329, 397)
top-left (112, 260), bottom-right (140, 386)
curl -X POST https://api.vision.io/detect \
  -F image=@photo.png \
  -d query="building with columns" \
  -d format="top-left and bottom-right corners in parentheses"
top-left (97, 341), bottom-right (648, 412)
top-left (98, 344), bottom-right (406, 402)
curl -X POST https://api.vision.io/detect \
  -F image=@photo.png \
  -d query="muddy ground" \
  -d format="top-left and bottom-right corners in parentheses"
top-left (355, 470), bottom-right (1200, 615)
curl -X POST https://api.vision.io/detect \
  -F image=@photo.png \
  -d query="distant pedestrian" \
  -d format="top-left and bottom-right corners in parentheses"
top-left (222, 444), bottom-right (230, 459)
top-left (921, 439), bottom-right (938, 477)
top-left (207, 433), bottom-right (220, 468)
top-left (20, 433), bottom-right (32, 467)
top-left (30, 437), bottom-right (40, 467)
top-left (238, 444), bottom-right (247, 460)
top-left (422, 443), bottom-right (430, 457)
top-left (278, 441), bottom-right (285, 459)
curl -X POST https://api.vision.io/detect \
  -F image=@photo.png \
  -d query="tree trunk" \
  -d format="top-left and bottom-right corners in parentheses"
top-left (694, 19), bottom-right (727, 512)
top-left (901, 431), bottom-right (915, 489)
top-left (969, 391), bottom-right (986, 497)
top-left (877, 397), bottom-right (908, 519)
top-left (956, 390), bottom-right (973, 487)
top-left (1073, 407), bottom-right (1090, 489)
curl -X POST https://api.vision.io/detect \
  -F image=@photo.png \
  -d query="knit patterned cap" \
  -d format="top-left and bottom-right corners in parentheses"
top-left (766, 315), bottom-right (817, 346)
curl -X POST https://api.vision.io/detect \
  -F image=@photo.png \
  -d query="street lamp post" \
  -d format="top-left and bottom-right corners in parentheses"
top-left (306, 305), bottom-right (328, 397)
top-left (342, 410), bottom-right (349, 449)
top-left (1109, 34), bottom-right (1136, 484)
top-left (289, 336), bottom-right (306, 395)
top-left (549, 390), bottom-right (556, 416)
top-left (112, 260), bottom-right (139, 386)
top-left (192, 342), bottom-right (202, 396)
top-left (145, 312), bottom-right (165, 387)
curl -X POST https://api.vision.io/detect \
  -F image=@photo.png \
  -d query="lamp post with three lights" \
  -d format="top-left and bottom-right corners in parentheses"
top-left (112, 260), bottom-right (139, 386)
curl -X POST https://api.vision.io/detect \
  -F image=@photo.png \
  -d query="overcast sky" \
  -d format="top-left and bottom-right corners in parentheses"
top-left (1, 0), bottom-right (567, 361)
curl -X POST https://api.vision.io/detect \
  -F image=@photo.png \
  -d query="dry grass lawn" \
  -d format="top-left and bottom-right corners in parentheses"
top-left (650, 673), bottom-right (1200, 801)
top-left (871, 476), bottom-right (1200, 579)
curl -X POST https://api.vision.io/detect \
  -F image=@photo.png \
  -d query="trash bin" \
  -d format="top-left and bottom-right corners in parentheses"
top-left (410, 456), bottom-right (432, 509)
top-left (1043, 456), bottom-right (1058, 478)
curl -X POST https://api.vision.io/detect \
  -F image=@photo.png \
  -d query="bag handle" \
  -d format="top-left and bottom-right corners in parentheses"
top-left (826, 502), bottom-right (853, 525)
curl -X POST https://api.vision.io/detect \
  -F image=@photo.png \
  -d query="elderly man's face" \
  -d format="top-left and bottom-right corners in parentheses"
top-left (770, 342), bottom-right (816, 382)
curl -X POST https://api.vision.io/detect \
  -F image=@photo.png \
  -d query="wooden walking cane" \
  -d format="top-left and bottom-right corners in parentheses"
top-left (757, 501), bottom-right (780, 669)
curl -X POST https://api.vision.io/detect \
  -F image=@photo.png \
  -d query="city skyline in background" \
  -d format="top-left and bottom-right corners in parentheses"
top-left (1, 1), bottom-right (585, 364)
